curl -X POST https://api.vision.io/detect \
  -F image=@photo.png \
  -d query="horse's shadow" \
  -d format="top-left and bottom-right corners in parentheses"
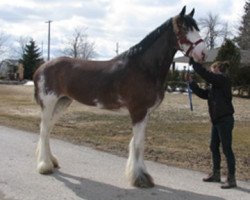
top-left (52, 170), bottom-right (225, 200)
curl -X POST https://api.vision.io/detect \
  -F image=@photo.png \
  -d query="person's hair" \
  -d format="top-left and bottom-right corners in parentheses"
top-left (218, 61), bottom-right (230, 73)
top-left (211, 61), bottom-right (230, 73)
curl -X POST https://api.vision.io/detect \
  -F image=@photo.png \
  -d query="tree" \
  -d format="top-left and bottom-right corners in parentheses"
top-left (63, 27), bottom-right (95, 60)
top-left (20, 39), bottom-right (43, 80)
top-left (0, 32), bottom-right (9, 59)
top-left (215, 39), bottom-right (241, 86)
top-left (199, 13), bottom-right (230, 49)
top-left (237, 0), bottom-right (250, 50)
top-left (14, 36), bottom-right (32, 59)
top-left (238, 66), bottom-right (250, 86)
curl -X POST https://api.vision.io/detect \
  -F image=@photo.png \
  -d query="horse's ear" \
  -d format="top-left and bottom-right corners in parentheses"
top-left (180, 6), bottom-right (186, 17)
top-left (188, 8), bottom-right (195, 17)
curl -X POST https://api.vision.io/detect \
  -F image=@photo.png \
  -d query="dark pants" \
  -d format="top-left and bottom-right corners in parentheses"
top-left (210, 115), bottom-right (236, 175)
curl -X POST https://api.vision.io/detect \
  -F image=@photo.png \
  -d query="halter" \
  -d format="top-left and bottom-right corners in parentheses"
top-left (176, 32), bottom-right (204, 57)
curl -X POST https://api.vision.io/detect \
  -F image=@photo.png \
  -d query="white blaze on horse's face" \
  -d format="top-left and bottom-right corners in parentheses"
top-left (180, 29), bottom-right (207, 62)
top-left (174, 7), bottom-right (208, 62)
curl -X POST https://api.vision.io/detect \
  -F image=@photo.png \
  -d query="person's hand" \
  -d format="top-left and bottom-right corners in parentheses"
top-left (185, 73), bottom-right (193, 82)
top-left (189, 57), bottom-right (195, 65)
top-left (189, 57), bottom-right (203, 65)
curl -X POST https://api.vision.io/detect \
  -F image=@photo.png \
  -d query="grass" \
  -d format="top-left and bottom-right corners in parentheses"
top-left (0, 84), bottom-right (249, 180)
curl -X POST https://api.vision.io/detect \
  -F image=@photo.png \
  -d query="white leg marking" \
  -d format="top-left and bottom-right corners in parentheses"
top-left (126, 115), bottom-right (151, 186)
top-left (36, 75), bottom-right (60, 174)
top-left (37, 97), bottom-right (57, 174)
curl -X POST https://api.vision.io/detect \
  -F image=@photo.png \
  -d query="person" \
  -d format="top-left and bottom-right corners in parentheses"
top-left (187, 59), bottom-right (237, 189)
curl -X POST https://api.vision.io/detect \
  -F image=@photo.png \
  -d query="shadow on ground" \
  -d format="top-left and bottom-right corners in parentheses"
top-left (53, 170), bottom-right (225, 200)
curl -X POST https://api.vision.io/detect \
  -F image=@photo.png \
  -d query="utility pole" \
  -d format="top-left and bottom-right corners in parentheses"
top-left (45, 20), bottom-right (52, 61)
top-left (115, 42), bottom-right (119, 55)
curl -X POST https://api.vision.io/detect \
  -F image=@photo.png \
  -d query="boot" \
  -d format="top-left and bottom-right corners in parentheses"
top-left (221, 174), bottom-right (237, 189)
top-left (203, 170), bottom-right (221, 182)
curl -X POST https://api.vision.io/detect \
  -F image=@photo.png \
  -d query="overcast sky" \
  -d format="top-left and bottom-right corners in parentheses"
top-left (0, 0), bottom-right (246, 61)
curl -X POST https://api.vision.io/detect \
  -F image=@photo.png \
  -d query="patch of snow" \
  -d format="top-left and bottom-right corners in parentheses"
top-left (24, 81), bottom-right (34, 86)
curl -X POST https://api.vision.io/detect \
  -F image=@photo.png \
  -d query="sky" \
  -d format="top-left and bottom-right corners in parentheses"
top-left (0, 0), bottom-right (246, 62)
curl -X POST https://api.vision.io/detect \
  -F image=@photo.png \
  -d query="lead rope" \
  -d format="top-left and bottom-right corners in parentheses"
top-left (186, 65), bottom-right (193, 111)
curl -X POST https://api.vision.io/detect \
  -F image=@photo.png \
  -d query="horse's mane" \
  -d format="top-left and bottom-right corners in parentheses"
top-left (183, 15), bottom-right (199, 31)
top-left (173, 15), bottom-right (199, 33)
top-left (116, 14), bottom-right (199, 60)
top-left (115, 18), bottom-right (173, 59)
top-left (127, 19), bottom-right (173, 58)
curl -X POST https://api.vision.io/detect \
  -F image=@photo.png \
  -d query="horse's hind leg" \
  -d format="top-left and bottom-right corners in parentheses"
top-left (48, 97), bottom-right (72, 168)
top-left (126, 113), bottom-right (154, 188)
top-left (37, 95), bottom-right (72, 174)
top-left (37, 94), bottom-right (58, 174)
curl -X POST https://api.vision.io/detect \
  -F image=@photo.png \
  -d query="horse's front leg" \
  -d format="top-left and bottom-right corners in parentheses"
top-left (126, 114), bottom-right (154, 188)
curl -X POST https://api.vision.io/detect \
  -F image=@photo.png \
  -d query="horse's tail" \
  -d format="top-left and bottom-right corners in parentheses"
top-left (33, 73), bottom-right (40, 105)
top-left (33, 65), bottom-right (44, 108)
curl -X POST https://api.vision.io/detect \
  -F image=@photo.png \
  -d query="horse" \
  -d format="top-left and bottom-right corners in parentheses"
top-left (33, 6), bottom-right (207, 188)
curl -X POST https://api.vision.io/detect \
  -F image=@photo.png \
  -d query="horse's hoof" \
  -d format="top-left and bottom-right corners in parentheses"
top-left (37, 161), bottom-right (54, 174)
top-left (51, 156), bottom-right (59, 168)
top-left (133, 171), bottom-right (155, 188)
top-left (53, 161), bottom-right (59, 169)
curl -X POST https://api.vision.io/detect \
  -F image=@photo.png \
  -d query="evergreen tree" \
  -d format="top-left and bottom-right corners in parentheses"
top-left (215, 39), bottom-right (241, 86)
top-left (20, 39), bottom-right (43, 80)
top-left (237, 0), bottom-right (250, 50)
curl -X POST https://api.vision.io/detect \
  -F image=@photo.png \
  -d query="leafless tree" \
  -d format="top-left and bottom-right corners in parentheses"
top-left (63, 27), bottom-right (95, 60)
top-left (17, 36), bottom-right (31, 55)
top-left (0, 32), bottom-right (9, 56)
top-left (12, 36), bottom-right (31, 59)
top-left (199, 13), bottom-right (230, 49)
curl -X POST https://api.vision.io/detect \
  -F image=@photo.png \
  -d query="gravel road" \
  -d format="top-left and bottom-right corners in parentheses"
top-left (0, 126), bottom-right (249, 200)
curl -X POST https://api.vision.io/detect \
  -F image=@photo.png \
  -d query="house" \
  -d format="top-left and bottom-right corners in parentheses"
top-left (240, 49), bottom-right (250, 67)
top-left (173, 48), bottom-right (250, 68)
top-left (0, 59), bottom-right (20, 80)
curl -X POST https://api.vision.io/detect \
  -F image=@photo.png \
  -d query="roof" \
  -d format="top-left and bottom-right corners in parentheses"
top-left (0, 59), bottom-right (19, 66)
top-left (174, 48), bottom-right (250, 66)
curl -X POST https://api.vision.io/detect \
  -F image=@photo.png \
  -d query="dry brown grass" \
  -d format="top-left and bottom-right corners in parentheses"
top-left (0, 84), bottom-right (249, 180)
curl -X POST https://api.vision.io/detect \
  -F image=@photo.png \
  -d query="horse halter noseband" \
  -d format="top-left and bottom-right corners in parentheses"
top-left (176, 32), bottom-right (204, 57)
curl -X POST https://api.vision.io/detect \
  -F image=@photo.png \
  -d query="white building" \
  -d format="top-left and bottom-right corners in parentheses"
top-left (0, 59), bottom-right (19, 79)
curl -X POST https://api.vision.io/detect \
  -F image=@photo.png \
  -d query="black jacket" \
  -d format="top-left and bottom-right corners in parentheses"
top-left (189, 62), bottom-right (234, 124)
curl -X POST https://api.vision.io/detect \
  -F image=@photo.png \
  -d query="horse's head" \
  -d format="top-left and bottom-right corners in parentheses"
top-left (173, 6), bottom-right (207, 62)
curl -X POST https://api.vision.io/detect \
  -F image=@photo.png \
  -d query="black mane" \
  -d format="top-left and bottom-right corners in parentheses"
top-left (127, 19), bottom-right (173, 57)
top-left (115, 14), bottom-right (199, 60)
top-left (120, 18), bottom-right (173, 58)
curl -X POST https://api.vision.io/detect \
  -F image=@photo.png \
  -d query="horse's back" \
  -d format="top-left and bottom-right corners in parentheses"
top-left (33, 57), bottom-right (126, 107)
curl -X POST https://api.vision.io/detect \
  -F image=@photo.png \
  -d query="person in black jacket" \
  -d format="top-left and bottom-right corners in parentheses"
top-left (187, 59), bottom-right (236, 189)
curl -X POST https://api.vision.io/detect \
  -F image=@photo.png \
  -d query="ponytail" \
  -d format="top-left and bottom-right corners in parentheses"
top-left (218, 61), bottom-right (230, 73)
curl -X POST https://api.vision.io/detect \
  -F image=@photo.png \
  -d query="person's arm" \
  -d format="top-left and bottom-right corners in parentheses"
top-left (189, 80), bottom-right (209, 100)
top-left (185, 71), bottom-right (208, 99)
top-left (191, 60), bottom-right (225, 86)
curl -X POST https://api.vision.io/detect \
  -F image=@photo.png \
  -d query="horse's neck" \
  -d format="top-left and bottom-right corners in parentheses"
top-left (137, 34), bottom-right (177, 84)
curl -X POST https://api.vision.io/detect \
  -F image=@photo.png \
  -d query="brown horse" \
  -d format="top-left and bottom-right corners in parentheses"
top-left (33, 6), bottom-right (207, 188)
